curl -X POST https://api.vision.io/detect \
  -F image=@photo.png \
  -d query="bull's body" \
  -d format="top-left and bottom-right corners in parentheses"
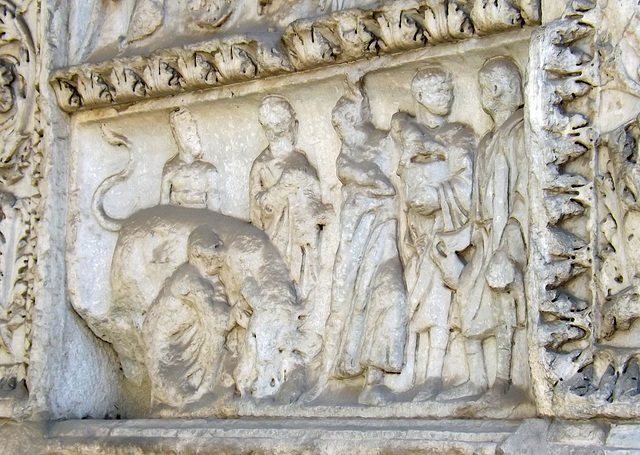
top-left (90, 205), bottom-right (301, 399)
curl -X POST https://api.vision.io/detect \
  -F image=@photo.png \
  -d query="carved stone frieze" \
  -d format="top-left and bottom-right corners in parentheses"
top-left (8, 0), bottom-right (640, 453)
top-left (51, 0), bottom-right (540, 113)
top-left (62, 19), bottom-right (540, 418)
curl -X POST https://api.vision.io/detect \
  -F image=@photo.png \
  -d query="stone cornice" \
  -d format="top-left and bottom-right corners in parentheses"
top-left (50, 0), bottom-right (540, 113)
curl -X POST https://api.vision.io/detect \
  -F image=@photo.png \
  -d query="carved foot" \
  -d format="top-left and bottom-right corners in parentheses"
top-left (436, 381), bottom-right (486, 402)
top-left (358, 384), bottom-right (394, 406)
top-left (479, 379), bottom-right (510, 401)
top-left (413, 377), bottom-right (443, 402)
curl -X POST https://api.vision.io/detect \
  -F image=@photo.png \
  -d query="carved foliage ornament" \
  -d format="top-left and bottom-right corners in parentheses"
top-left (50, 0), bottom-right (540, 113)
top-left (0, 0), bottom-right (40, 407)
top-left (527, 0), bottom-right (640, 418)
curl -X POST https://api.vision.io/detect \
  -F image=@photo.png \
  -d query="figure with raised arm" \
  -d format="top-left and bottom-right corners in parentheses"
top-left (324, 83), bottom-right (408, 406)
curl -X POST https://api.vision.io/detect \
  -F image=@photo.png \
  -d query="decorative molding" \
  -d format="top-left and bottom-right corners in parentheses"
top-left (0, 0), bottom-right (41, 414)
top-left (50, 0), bottom-right (540, 113)
top-left (527, 4), bottom-right (599, 416)
top-left (527, 0), bottom-right (640, 418)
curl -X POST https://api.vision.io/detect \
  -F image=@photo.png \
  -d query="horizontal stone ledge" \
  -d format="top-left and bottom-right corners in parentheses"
top-left (2, 418), bottom-right (639, 454)
top-left (4, 418), bottom-right (520, 455)
top-left (49, 0), bottom-right (539, 114)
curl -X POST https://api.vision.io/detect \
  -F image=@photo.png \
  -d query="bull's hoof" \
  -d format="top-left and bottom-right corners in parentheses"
top-left (274, 367), bottom-right (307, 405)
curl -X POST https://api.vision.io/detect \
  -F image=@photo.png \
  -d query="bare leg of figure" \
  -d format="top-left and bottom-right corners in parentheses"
top-left (386, 329), bottom-right (418, 393)
top-left (414, 327), bottom-right (447, 401)
top-left (414, 280), bottom-right (452, 401)
top-left (415, 332), bottom-right (429, 387)
top-left (490, 295), bottom-right (515, 396)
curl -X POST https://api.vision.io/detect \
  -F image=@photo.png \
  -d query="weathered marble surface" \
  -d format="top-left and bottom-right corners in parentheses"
top-left (1, 0), bottom-right (640, 453)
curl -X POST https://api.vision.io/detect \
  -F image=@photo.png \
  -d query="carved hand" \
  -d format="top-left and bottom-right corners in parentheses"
top-left (485, 250), bottom-right (517, 291)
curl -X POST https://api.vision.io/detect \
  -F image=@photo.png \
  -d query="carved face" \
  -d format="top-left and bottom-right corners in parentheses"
top-left (189, 0), bottom-right (234, 29)
top-left (478, 59), bottom-right (523, 121)
top-left (412, 73), bottom-right (453, 117)
top-left (478, 74), bottom-right (503, 120)
top-left (331, 96), bottom-right (366, 135)
top-left (259, 96), bottom-right (296, 143)
top-left (188, 227), bottom-right (226, 275)
top-left (170, 108), bottom-right (204, 162)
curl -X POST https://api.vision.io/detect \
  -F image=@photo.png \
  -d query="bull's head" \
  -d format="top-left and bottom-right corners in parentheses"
top-left (236, 309), bottom-right (307, 404)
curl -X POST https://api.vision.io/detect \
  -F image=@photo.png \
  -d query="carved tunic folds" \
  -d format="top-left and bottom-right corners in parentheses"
top-left (395, 117), bottom-right (474, 331)
top-left (457, 109), bottom-right (527, 340)
top-left (329, 130), bottom-right (408, 379)
top-left (249, 148), bottom-right (326, 298)
top-left (144, 263), bottom-right (229, 407)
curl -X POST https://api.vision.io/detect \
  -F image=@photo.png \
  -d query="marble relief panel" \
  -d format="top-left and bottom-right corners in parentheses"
top-left (66, 35), bottom-right (538, 419)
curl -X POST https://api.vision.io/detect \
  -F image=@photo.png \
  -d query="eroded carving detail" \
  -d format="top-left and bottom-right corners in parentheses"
top-left (87, 124), bottom-right (307, 411)
top-left (127, 0), bottom-right (165, 44)
top-left (161, 108), bottom-right (220, 211)
top-left (442, 58), bottom-right (529, 402)
top-left (527, 1), bottom-right (604, 416)
top-left (188, 0), bottom-right (235, 29)
top-left (143, 228), bottom-right (230, 408)
top-left (598, 120), bottom-right (640, 341)
top-left (319, 85), bottom-right (409, 406)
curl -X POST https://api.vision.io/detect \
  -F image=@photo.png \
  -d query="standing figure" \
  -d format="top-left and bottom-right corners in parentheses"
top-left (391, 67), bottom-right (474, 400)
top-left (249, 95), bottom-right (331, 301)
top-left (440, 57), bottom-right (528, 401)
top-left (161, 108), bottom-right (220, 211)
top-left (325, 85), bottom-right (408, 406)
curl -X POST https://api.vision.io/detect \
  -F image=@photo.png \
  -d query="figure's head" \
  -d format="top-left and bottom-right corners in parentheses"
top-left (187, 226), bottom-right (226, 275)
top-left (190, 0), bottom-right (234, 29)
top-left (170, 108), bottom-right (204, 163)
top-left (259, 95), bottom-right (297, 144)
top-left (411, 66), bottom-right (454, 117)
top-left (331, 88), bottom-right (371, 136)
top-left (478, 57), bottom-right (523, 122)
